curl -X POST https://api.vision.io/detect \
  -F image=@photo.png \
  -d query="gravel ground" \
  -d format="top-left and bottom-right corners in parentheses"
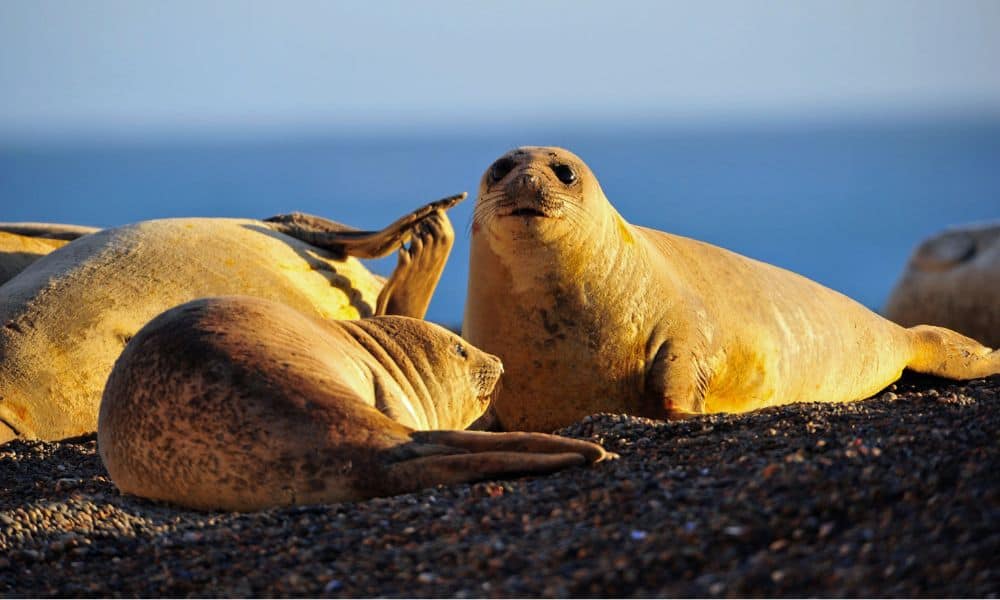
top-left (2, 373), bottom-right (998, 597)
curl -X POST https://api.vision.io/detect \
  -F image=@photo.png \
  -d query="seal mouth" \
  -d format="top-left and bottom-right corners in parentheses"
top-left (505, 208), bottom-right (549, 218)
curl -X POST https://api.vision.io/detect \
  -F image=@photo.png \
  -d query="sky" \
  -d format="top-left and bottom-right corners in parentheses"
top-left (2, 0), bottom-right (1000, 141)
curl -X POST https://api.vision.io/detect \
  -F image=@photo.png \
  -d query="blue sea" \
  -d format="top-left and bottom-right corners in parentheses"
top-left (2, 117), bottom-right (998, 326)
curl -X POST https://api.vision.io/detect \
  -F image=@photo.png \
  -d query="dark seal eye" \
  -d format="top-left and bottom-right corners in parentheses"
top-left (454, 343), bottom-right (468, 358)
top-left (489, 158), bottom-right (515, 183)
top-left (552, 163), bottom-right (577, 185)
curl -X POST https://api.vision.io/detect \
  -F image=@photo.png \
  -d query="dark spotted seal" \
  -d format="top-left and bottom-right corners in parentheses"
top-left (99, 296), bottom-right (610, 511)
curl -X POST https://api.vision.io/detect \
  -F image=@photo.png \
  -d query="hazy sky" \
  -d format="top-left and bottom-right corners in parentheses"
top-left (2, 0), bottom-right (999, 139)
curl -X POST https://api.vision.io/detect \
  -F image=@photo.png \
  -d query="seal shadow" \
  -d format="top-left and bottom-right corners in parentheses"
top-left (0, 250), bottom-right (51, 287)
top-left (240, 224), bottom-right (378, 318)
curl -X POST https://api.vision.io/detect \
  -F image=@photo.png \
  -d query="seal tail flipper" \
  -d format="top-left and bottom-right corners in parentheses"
top-left (408, 430), bottom-right (613, 464)
top-left (906, 324), bottom-right (1000, 380)
top-left (264, 193), bottom-right (466, 259)
top-left (378, 430), bottom-right (613, 495)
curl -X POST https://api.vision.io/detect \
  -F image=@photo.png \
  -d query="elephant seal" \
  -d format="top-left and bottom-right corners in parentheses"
top-left (0, 196), bottom-right (462, 444)
top-left (885, 222), bottom-right (999, 348)
top-left (463, 147), bottom-right (1000, 431)
top-left (0, 223), bottom-right (98, 286)
top-left (98, 296), bottom-right (610, 511)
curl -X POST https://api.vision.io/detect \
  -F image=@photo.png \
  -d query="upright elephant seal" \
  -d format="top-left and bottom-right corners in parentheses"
top-left (885, 222), bottom-right (999, 348)
top-left (0, 196), bottom-right (461, 444)
top-left (463, 147), bottom-right (1000, 431)
top-left (99, 296), bottom-right (610, 511)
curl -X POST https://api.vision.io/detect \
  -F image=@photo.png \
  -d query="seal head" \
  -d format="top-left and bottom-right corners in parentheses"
top-left (885, 223), bottom-right (999, 347)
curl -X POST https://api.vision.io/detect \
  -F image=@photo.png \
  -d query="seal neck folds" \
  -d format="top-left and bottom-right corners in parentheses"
top-left (339, 317), bottom-right (502, 431)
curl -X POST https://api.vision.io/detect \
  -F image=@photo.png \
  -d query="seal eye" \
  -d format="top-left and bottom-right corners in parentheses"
top-left (552, 164), bottom-right (577, 185)
top-left (489, 158), bottom-right (515, 183)
top-left (454, 343), bottom-right (468, 359)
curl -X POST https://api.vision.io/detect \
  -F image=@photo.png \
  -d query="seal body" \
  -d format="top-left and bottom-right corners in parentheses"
top-left (99, 296), bottom-right (608, 511)
top-left (464, 147), bottom-right (1000, 431)
top-left (0, 231), bottom-right (68, 286)
top-left (0, 198), bottom-right (459, 443)
top-left (885, 223), bottom-right (999, 348)
top-left (0, 223), bottom-right (99, 285)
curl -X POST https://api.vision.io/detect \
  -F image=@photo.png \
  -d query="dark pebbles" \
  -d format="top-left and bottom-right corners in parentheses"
top-left (2, 373), bottom-right (998, 597)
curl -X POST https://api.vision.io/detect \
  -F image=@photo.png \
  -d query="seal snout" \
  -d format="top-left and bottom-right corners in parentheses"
top-left (471, 351), bottom-right (504, 399)
top-left (498, 170), bottom-right (565, 219)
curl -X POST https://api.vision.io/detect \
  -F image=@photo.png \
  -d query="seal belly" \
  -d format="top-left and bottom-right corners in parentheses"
top-left (679, 240), bottom-right (912, 412)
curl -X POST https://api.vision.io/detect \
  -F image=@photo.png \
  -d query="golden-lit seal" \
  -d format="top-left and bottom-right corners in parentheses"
top-left (464, 147), bottom-right (999, 431)
top-left (0, 196), bottom-right (462, 443)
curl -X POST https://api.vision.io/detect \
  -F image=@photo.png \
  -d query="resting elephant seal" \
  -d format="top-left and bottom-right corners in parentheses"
top-left (0, 196), bottom-right (462, 443)
top-left (885, 222), bottom-right (999, 348)
top-left (98, 296), bottom-right (609, 511)
top-left (0, 223), bottom-right (99, 285)
top-left (463, 147), bottom-right (1000, 431)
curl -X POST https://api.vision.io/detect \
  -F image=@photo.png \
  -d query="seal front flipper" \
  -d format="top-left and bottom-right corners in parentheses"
top-left (264, 193), bottom-right (466, 259)
top-left (643, 334), bottom-right (712, 418)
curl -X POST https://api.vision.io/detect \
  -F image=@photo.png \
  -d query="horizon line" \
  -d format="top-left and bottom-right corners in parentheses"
top-left (3, 106), bottom-right (1000, 148)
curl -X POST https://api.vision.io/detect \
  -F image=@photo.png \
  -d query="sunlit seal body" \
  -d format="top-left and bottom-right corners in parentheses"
top-left (885, 222), bottom-right (999, 348)
top-left (0, 197), bottom-right (461, 443)
top-left (0, 223), bottom-right (98, 285)
top-left (463, 147), bottom-right (1000, 431)
top-left (98, 296), bottom-right (609, 511)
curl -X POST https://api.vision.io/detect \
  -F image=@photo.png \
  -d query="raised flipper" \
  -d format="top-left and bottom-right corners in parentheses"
top-left (375, 429), bottom-right (613, 497)
top-left (264, 193), bottom-right (466, 259)
top-left (906, 325), bottom-right (1000, 379)
top-left (266, 194), bottom-right (465, 319)
top-left (374, 208), bottom-right (453, 318)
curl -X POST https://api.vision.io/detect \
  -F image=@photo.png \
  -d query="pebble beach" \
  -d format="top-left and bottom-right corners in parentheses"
top-left (2, 373), bottom-right (998, 597)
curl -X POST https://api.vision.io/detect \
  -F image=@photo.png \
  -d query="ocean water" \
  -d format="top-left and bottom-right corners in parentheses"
top-left (1, 118), bottom-right (998, 326)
